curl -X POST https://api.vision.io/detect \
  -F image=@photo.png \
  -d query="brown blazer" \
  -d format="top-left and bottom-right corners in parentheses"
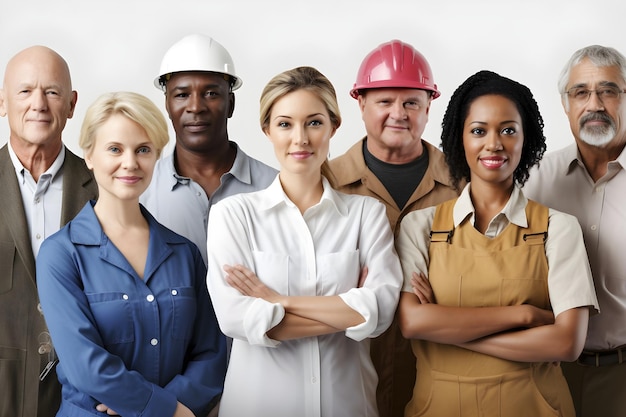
top-left (0, 145), bottom-right (97, 417)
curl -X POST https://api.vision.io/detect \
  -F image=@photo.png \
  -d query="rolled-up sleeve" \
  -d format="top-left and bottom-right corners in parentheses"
top-left (342, 199), bottom-right (402, 340)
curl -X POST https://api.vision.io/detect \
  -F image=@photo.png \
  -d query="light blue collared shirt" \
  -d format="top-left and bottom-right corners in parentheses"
top-left (140, 142), bottom-right (277, 265)
top-left (8, 142), bottom-right (65, 257)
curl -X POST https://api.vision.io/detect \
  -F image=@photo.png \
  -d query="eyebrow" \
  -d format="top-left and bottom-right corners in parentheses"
top-left (169, 83), bottom-right (223, 92)
top-left (273, 113), bottom-right (326, 120)
top-left (570, 81), bottom-right (621, 89)
top-left (468, 120), bottom-right (520, 125)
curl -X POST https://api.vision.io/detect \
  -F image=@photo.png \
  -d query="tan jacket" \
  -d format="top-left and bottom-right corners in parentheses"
top-left (329, 139), bottom-right (459, 235)
top-left (329, 138), bottom-right (460, 417)
top-left (0, 145), bottom-right (98, 417)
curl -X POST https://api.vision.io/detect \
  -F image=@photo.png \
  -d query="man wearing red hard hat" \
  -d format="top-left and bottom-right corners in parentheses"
top-left (329, 39), bottom-right (461, 417)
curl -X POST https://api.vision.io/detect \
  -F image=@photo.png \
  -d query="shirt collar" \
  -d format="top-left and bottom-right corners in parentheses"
top-left (258, 175), bottom-right (348, 216)
top-left (164, 141), bottom-right (253, 189)
top-left (8, 141), bottom-right (66, 182)
top-left (69, 200), bottom-right (189, 246)
top-left (453, 183), bottom-right (528, 228)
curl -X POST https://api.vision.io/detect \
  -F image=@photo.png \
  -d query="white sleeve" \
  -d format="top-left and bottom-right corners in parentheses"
top-left (206, 200), bottom-right (285, 347)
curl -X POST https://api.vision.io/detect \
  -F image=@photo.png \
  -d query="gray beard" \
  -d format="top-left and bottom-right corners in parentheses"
top-left (579, 124), bottom-right (616, 147)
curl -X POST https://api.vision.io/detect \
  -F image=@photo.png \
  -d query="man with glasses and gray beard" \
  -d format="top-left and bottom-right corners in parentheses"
top-left (524, 45), bottom-right (626, 417)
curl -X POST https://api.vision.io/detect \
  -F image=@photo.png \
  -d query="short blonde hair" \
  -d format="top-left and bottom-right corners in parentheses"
top-left (79, 92), bottom-right (169, 157)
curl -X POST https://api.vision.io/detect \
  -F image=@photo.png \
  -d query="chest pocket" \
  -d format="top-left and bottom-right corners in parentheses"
top-left (318, 250), bottom-right (359, 295)
top-left (87, 292), bottom-right (135, 345)
top-left (170, 286), bottom-right (196, 341)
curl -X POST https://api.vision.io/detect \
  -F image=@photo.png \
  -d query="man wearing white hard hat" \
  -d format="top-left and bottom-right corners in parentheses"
top-left (141, 34), bottom-right (277, 266)
top-left (329, 40), bottom-right (460, 417)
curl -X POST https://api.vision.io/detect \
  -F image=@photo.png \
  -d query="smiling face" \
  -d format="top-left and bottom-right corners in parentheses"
top-left (264, 89), bottom-right (336, 178)
top-left (164, 71), bottom-right (234, 153)
top-left (358, 88), bottom-right (431, 161)
top-left (563, 58), bottom-right (626, 149)
top-left (462, 94), bottom-right (524, 189)
top-left (0, 46), bottom-right (77, 150)
top-left (85, 113), bottom-right (157, 203)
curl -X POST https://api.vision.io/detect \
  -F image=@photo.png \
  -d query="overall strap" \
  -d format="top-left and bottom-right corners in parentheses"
top-left (430, 198), bottom-right (457, 243)
top-left (522, 199), bottom-right (549, 246)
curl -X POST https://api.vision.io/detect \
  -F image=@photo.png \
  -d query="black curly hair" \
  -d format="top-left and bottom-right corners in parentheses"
top-left (440, 70), bottom-right (546, 188)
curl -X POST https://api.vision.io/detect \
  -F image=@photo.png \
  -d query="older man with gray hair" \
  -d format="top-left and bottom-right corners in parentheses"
top-left (524, 44), bottom-right (626, 417)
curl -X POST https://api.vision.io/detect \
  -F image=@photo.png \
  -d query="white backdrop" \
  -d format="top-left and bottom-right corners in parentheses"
top-left (1, 0), bottom-right (625, 169)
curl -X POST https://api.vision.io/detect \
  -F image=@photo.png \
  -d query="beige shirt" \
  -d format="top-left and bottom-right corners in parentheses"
top-left (397, 184), bottom-right (599, 318)
top-left (524, 144), bottom-right (626, 350)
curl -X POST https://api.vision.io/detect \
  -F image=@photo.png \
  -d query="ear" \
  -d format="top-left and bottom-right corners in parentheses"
top-left (561, 95), bottom-right (570, 114)
top-left (329, 126), bottom-right (337, 140)
top-left (425, 97), bottom-right (432, 115)
top-left (0, 89), bottom-right (6, 117)
top-left (227, 92), bottom-right (235, 118)
top-left (357, 95), bottom-right (367, 115)
top-left (84, 150), bottom-right (94, 170)
top-left (67, 91), bottom-right (78, 119)
top-left (164, 93), bottom-right (173, 120)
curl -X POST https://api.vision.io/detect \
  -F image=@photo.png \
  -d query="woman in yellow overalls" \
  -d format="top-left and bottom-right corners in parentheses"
top-left (396, 71), bottom-right (599, 417)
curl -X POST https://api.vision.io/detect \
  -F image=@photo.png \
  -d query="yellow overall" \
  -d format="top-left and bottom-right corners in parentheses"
top-left (405, 199), bottom-right (575, 417)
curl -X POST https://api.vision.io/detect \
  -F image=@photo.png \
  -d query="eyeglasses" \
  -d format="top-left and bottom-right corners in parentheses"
top-left (564, 86), bottom-right (626, 103)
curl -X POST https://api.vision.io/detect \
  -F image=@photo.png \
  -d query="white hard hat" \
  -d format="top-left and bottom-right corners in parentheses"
top-left (154, 34), bottom-right (242, 91)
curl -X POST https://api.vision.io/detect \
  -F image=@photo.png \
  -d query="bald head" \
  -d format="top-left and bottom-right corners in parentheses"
top-left (3, 45), bottom-right (73, 90)
top-left (0, 45), bottom-right (77, 154)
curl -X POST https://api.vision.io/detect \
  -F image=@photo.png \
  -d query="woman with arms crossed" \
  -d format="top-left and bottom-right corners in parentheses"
top-left (206, 66), bottom-right (402, 417)
top-left (397, 71), bottom-right (599, 417)
top-left (37, 92), bottom-right (226, 417)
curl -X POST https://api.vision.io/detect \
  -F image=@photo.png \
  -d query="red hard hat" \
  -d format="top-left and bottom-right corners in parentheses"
top-left (350, 40), bottom-right (440, 99)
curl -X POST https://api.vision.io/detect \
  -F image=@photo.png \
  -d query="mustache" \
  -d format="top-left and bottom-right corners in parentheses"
top-left (580, 112), bottom-right (614, 127)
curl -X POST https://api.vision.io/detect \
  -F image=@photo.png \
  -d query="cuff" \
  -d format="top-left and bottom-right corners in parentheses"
top-left (339, 287), bottom-right (378, 341)
top-left (243, 298), bottom-right (285, 347)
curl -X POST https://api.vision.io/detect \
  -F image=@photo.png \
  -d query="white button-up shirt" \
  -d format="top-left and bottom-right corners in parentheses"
top-left (207, 176), bottom-right (402, 417)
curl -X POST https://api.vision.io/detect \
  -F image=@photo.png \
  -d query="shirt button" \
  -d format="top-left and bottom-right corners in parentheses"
top-left (590, 225), bottom-right (597, 231)
top-left (36, 233), bottom-right (41, 240)
top-left (151, 338), bottom-right (158, 346)
top-left (37, 303), bottom-right (44, 314)
top-left (34, 197), bottom-right (40, 204)
top-left (122, 294), bottom-right (129, 300)
top-left (171, 289), bottom-right (178, 296)
top-left (146, 294), bottom-right (155, 302)
top-left (311, 377), bottom-right (317, 383)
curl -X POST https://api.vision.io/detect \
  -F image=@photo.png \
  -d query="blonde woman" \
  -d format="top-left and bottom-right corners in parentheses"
top-left (206, 67), bottom-right (402, 416)
top-left (37, 92), bottom-right (226, 417)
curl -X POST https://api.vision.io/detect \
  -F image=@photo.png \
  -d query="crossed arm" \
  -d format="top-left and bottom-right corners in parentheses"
top-left (223, 264), bottom-right (365, 341)
top-left (399, 272), bottom-right (589, 363)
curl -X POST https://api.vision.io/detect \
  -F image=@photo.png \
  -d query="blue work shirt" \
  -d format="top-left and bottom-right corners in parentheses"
top-left (37, 201), bottom-right (226, 417)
